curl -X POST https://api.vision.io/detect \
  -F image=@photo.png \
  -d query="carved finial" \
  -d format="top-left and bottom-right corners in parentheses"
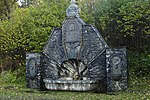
top-left (66, 0), bottom-right (79, 17)
top-left (71, 0), bottom-right (76, 4)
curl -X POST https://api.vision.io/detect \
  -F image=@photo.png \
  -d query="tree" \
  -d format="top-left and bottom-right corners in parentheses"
top-left (94, 0), bottom-right (150, 51)
top-left (78, 0), bottom-right (95, 24)
top-left (0, 0), bottom-right (69, 71)
top-left (0, 0), bottom-right (17, 20)
top-left (94, 0), bottom-right (150, 76)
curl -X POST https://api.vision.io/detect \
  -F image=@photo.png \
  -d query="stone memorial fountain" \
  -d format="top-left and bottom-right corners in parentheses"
top-left (26, 0), bottom-right (128, 92)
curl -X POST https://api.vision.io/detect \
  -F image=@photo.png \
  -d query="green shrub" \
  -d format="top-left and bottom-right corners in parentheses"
top-left (0, 67), bottom-right (26, 86)
top-left (0, 71), bottom-right (17, 84)
top-left (128, 51), bottom-right (150, 77)
top-left (0, 0), bottom-right (69, 71)
top-left (94, 0), bottom-right (150, 51)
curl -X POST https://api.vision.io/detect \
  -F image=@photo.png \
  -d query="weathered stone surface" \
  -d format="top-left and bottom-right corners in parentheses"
top-left (81, 25), bottom-right (108, 64)
top-left (42, 56), bottom-right (60, 80)
top-left (43, 79), bottom-right (100, 91)
top-left (66, 0), bottom-right (80, 17)
top-left (62, 17), bottom-right (85, 59)
top-left (59, 59), bottom-right (88, 80)
top-left (106, 48), bottom-right (128, 92)
top-left (26, 53), bottom-right (43, 89)
top-left (43, 28), bottom-right (67, 65)
top-left (88, 51), bottom-right (106, 80)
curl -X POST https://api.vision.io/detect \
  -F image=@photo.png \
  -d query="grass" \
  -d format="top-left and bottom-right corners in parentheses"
top-left (0, 86), bottom-right (149, 100)
top-left (0, 71), bottom-right (150, 100)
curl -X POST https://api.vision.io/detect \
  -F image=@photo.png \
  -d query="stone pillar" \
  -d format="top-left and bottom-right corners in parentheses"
top-left (106, 48), bottom-right (128, 92)
top-left (26, 53), bottom-right (44, 89)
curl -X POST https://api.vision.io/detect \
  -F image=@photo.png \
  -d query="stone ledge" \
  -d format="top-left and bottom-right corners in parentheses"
top-left (43, 79), bottom-right (100, 91)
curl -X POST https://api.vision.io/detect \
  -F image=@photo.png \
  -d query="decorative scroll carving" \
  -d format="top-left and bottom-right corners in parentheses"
top-left (59, 59), bottom-right (88, 80)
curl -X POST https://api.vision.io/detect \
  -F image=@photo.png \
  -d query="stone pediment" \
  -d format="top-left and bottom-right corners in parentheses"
top-left (43, 17), bottom-right (108, 65)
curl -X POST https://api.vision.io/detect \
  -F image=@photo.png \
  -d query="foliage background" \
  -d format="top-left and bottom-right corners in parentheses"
top-left (0, 0), bottom-right (150, 77)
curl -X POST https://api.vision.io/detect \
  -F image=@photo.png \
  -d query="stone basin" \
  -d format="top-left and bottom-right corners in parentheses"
top-left (43, 79), bottom-right (100, 91)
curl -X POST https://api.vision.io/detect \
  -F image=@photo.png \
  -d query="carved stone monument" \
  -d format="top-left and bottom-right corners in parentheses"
top-left (26, 0), bottom-right (128, 92)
